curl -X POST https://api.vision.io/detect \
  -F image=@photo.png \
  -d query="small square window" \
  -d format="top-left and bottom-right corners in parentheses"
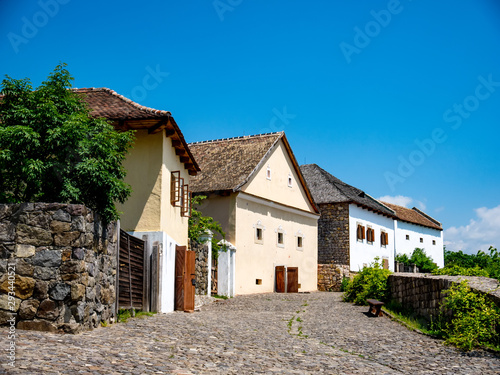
top-left (288, 174), bottom-right (292, 187)
top-left (406, 234), bottom-right (410, 240)
top-left (278, 232), bottom-right (284, 245)
top-left (420, 238), bottom-right (423, 243)
top-left (266, 166), bottom-right (271, 180)
top-left (432, 240), bottom-right (436, 245)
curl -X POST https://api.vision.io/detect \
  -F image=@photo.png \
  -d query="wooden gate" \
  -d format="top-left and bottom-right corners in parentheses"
top-left (118, 230), bottom-right (146, 310)
top-left (211, 257), bottom-right (218, 295)
top-left (175, 245), bottom-right (195, 312)
top-left (287, 267), bottom-right (299, 293)
top-left (275, 266), bottom-right (285, 293)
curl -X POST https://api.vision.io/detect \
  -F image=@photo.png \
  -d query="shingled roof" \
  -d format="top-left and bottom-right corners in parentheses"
top-left (188, 132), bottom-right (318, 212)
top-left (381, 202), bottom-right (442, 230)
top-left (300, 164), bottom-right (396, 218)
top-left (74, 88), bottom-right (199, 175)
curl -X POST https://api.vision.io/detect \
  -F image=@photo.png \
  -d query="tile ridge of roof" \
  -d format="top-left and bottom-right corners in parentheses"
top-left (376, 200), bottom-right (397, 215)
top-left (72, 87), bottom-right (172, 117)
top-left (188, 131), bottom-right (284, 145)
top-left (365, 194), bottom-right (396, 215)
top-left (412, 207), bottom-right (442, 227)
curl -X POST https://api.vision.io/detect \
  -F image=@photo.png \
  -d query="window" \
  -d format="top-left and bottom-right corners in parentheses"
top-left (266, 165), bottom-right (271, 180)
top-left (254, 221), bottom-right (264, 244)
top-left (297, 236), bottom-right (303, 248)
top-left (420, 238), bottom-right (423, 243)
top-left (380, 231), bottom-right (389, 246)
top-left (366, 228), bottom-right (375, 243)
top-left (256, 228), bottom-right (263, 241)
top-left (276, 226), bottom-right (285, 247)
top-left (171, 171), bottom-right (191, 217)
top-left (432, 240), bottom-right (436, 245)
top-left (288, 174), bottom-right (293, 187)
top-left (357, 224), bottom-right (365, 241)
top-left (406, 234), bottom-right (410, 240)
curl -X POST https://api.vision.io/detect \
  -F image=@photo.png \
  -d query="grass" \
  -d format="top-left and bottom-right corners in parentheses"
top-left (117, 308), bottom-right (156, 323)
top-left (212, 294), bottom-right (229, 300)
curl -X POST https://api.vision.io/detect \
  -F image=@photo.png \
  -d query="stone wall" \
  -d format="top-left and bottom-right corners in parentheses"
top-left (0, 203), bottom-right (117, 333)
top-left (388, 273), bottom-right (500, 320)
top-left (190, 239), bottom-right (209, 295)
top-left (317, 264), bottom-right (350, 292)
top-left (317, 203), bottom-right (350, 265)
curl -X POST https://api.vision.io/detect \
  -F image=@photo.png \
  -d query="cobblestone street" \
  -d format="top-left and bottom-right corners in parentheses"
top-left (1, 292), bottom-right (499, 374)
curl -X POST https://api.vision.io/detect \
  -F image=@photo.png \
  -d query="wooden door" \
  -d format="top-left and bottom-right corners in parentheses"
top-left (118, 230), bottom-right (145, 310)
top-left (275, 266), bottom-right (285, 293)
top-left (287, 267), bottom-right (299, 293)
top-left (175, 245), bottom-right (196, 312)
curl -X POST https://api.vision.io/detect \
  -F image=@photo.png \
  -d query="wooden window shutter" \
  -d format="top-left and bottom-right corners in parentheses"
top-left (171, 171), bottom-right (181, 206)
top-left (362, 226), bottom-right (366, 240)
top-left (181, 184), bottom-right (191, 217)
top-left (385, 232), bottom-right (389, 245)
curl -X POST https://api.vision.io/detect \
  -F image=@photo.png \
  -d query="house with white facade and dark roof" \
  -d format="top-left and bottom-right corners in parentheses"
top-left (300, 164), bottom-right (444, 273)
top-left (188, 132), bottom-right (320, 296)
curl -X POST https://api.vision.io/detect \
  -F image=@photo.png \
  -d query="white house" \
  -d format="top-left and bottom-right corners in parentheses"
top-left (79, 87), bottom-right (200, 312)
top-left (188, 132), bottom-right (320, 296)
top-left (300, 164), bottom-right (444, 272)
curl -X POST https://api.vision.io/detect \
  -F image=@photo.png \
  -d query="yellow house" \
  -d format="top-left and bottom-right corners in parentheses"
top-left (189, 132), bottom-right (319, 295)
top-left (77, 87), bottom-right (199, 312)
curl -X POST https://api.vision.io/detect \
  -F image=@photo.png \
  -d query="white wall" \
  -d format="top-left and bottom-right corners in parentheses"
top-left (128, 230), bottom-right (178, 313)
top-left (348, 204), bottom-right (395, 272)
top-left (394, 221), bottom-right (444, 268)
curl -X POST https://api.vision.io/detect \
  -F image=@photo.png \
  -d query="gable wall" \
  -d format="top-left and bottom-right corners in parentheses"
top-left (348, 204), bottom-right (395, 271)
top-left (242, 140), bottom-right (314, 213)
top-left (117, 129), bottom-right (163, 232)
top-left (394, 220), bottom-right (444, 268)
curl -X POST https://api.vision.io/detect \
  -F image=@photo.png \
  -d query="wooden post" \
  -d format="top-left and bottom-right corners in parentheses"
top-left (142, 235), bottom-right (150, 312)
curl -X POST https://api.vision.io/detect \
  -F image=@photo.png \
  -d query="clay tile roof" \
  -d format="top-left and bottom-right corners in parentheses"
top-left (300, 164), bottom-right (396, 218)
top-left (72, 87), bottom-right (170, 120)
top-left (188, 132), bottom-right (284, 192)
top-left (381, 202), bottom-right (442, 230)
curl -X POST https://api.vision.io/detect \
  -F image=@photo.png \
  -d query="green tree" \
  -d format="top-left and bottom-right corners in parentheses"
top-left (0, 63), bottom-right (134, 223)
top-left (410, 248), bottom-right (438, 273)
top-left (188, 195), bottom-right (226, 257)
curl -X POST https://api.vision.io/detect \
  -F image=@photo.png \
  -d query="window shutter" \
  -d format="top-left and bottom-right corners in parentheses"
top-left (385, 232), bottom-right (389, 245)
top-left (362, 226), bottom-right (366, 240)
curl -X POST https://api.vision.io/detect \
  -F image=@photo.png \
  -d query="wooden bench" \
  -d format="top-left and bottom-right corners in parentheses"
top-left (366, 299), bottom-right (384, 317)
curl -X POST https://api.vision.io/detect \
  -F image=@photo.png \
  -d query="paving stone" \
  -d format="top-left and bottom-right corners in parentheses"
top-left (1, 292), bottom-right (499, 374)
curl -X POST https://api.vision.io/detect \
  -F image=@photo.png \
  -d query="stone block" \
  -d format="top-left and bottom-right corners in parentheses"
top-left (37, 299), bottom-right (60, 320)
top-left (16, 224), bottom-right (53, 246)
top-left (53, 209), bottom-right (71, 222)
top-left (33, 280), bottom-right (48, 300)
top-left (17, 320), bottom-right (58, 333)
top-left (15, 258), bottom-right (34, 277)
top-left (54, 231), bottom-right (81, 247)
top-left (0, 274), bottom-right (35, 299)
top-left (34, 266), bottom-right (58, 280)
top-left (50, 220), bottom-right (71, 233)
top-left (0, 222), bottom-right (15, 242)
top-left (32, 249), bottom-right (62, 267)
top-left (49, 283), bottom-right (71, 301)
top-left (62, 248), bottom-right (72, 262)
top-left (19, 299), bottom-right (40, 319)
top-left (15, 244), bottom-right (35, 258)
top-left (71, 216), bottom-right (86, 232)
top-left (72, 248), bottom-right (85, 260)
top-left (0, 294), bottom-right (22, 311)
top-left (71, 284), bottom-right (85, 301)
top-left (60, 260), bottom-right (85, 274)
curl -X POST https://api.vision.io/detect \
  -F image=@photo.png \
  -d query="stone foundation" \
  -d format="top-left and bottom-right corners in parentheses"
top-left (0, 203), bottom-right (117, 333)
top-left (388, 273), bottom-right (500, 320)
top-left (317, 264), bottom-right (350, 291)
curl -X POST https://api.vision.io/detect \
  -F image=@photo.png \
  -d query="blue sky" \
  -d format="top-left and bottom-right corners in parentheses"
top-left (2, 0), bottom-right (499, 254)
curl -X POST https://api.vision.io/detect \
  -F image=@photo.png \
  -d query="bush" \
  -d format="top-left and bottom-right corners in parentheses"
top-left (395, 253), bottom-right (410, 264)
top-left (443, 247), bottom-right (499, 281)
top-left (343, 258), bottom-right (391, 305)
top-left (410, 248), bottom-right (438, 273)
top-left (432, 265), bottom-right (489, 277)
top-left (439, 281), bottom-right (500, 350)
